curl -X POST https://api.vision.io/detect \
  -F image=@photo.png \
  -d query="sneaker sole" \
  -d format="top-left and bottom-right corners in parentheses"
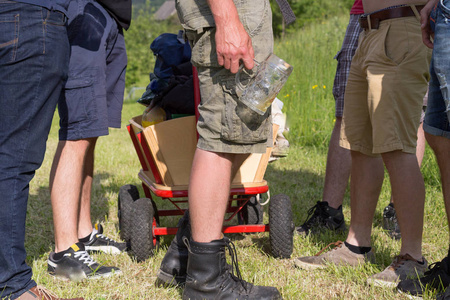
top-left (48, 261), bottom-right (122, 282)
top-left (155, 269), bottom-right (186, 288)
top-left (49, 269), bottom-right (123, 282)
top-left (85, 245), bottom-right (123, 255)
top-left (366, 277), bottom-right (399, 289)
top-left (293, 258), bottom-right (327, 270)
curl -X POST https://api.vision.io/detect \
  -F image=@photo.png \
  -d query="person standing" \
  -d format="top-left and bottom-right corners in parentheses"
top-left (296, 0), bottom-right (428, 241)
top-left (156, 0), bottom-right (286, 299)
top-left (47, 0), bottom-right (132, 281)
top-left (295, 0), bottom-right (431, 288)
top-left (0, 0), bottom-right (83, 299)
top-left (397, 1), bottom-right (450, 298)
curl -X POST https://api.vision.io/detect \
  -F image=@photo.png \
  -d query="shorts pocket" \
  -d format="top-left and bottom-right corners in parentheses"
top-left (240, 0), bottom-right (268, 36)
top-left (59, 72), bottom-right (96, 126)
top-left (383, 20), bottom-right (416, 66)
top-left (220, 78), bottom-right (271, 144)
top-left (186, 27), bottom-right (220, 68)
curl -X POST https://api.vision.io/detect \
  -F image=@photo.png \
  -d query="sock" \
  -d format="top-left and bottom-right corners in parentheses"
top-left (53, 247), bottom-right (70, 260)
top-left (78, 232), bottom-right (91, 243)
top-left (344, 241), bottom-right (371, 255)
top-left (325, 203), bottom-right (343, 217)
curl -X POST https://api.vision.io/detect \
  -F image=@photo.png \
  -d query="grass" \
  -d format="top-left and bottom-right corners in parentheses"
top-left (25, 14), bottom-right (447, 300)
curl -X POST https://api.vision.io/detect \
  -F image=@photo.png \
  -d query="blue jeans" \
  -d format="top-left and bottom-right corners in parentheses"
top-left (424, 0), bottom-right (450, 139)
top-left (0, 1), bottom-right (69, 298)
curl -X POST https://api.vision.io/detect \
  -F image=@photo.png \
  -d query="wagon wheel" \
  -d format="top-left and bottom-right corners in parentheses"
top-left (130, 198), bottom-right (159, 262)
top-left (238, 195), bottom-right (264, 225)
top-left (118, 184), bottom-right (139, 242)
top-left (269, 194), bottom-right (294, 258)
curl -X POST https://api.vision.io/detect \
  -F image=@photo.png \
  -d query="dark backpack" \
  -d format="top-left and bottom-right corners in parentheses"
top-left (138, 31), bottom-right (194, 114)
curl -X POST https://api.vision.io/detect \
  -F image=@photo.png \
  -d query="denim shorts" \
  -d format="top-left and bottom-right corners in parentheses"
top-left (424, 0), bottom-right (450, 139)
top-left (58, 0), bottom-right (127, 140)
top-left (176, 0), bottom-right (273, 153)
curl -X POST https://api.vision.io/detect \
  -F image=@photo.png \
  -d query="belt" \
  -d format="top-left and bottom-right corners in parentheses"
top-left (359, 5), bottom-right (424, 30)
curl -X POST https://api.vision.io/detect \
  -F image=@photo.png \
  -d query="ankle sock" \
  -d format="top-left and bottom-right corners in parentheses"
top-left (78, 232), bottom-right (91, 243)
top-left (344, 241), bottom-right (371, 255)
top-left (53, 248), bottom-right (69, 260)
top-left (323, 202), bottom-right (343, 215)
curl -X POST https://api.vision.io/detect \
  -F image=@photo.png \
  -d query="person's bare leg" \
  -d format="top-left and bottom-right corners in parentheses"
top-left (425, 133), bottom-right (450, 227)
top-left (382, 150), bottom-right (425, 260)
top-left (322, 117), bottom-right (352, 209)
top-left (346, 151), bottom-right (384, 247)
top-left (416, 123), bottom-right (426, 167)
top-left (189, 148), bottom-right (248, 243)
top-left (50, 139), bottom-right (90, 252)
top-left (390, 123), bottom-right (426, 204)
top-left (77, 137), bottom-right (97, 239)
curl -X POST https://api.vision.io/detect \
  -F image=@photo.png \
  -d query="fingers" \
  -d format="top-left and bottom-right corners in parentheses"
top-left (420, 0), bottom-right (437, 49)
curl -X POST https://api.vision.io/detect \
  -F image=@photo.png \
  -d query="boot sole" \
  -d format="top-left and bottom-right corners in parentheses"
top-left (155, 269), bottom-right (186, 288)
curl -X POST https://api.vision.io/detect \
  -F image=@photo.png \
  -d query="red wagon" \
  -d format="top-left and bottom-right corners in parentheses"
top-left (118, 69), bottom-right (294, 262)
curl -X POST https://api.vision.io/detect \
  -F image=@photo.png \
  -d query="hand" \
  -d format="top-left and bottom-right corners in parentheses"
top-left (420, 0), bottom-right (438, 49)
top-left (207, 0), bottom-right (255, 73)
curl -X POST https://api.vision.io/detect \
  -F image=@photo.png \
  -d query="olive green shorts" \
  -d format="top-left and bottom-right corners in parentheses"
top-left (176, 0), bottom-right (274, 154)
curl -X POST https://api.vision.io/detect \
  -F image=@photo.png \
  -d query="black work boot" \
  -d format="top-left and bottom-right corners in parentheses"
top-left (155, 210), bottom-right (191, 287)
top-left (182, 237), bottom-right (282, 300)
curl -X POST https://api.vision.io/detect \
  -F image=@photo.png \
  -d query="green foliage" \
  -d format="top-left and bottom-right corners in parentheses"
top-left (28, 11), bottom-right (446, 300)
top-left (124, 2), bottom-right (183, 89)
top-left (270, 0), bottom-right (354, 37)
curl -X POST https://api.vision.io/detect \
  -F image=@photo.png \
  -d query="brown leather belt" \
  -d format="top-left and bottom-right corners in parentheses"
top-left (359, 5), bottom-right (424, 30)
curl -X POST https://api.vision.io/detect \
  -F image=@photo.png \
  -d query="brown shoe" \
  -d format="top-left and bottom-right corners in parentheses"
top-left (367, 254), bottom-right (428, 288)
top-left (18, 286), bottom-right (83, 300)
top-left (294, 241), bottom-right (375, 270)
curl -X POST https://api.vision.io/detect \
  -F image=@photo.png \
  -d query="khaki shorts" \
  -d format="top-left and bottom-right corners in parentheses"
top-left (340, 16), bottom-right (431, 156)
top-left (176, 0), bottom-right (273, 154)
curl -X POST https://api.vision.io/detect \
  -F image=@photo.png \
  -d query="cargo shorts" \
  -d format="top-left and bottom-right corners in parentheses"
top-left (175, 0), bottom-right (273, 154)
top-left (58, 0), bottom-right (127, 141)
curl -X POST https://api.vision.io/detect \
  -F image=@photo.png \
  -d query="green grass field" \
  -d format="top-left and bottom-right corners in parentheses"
top-left (25, 13), bottom-right (447, 300)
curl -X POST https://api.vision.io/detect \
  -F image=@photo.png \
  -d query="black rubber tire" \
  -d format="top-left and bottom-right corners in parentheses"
top-left (118, 184), bottom-right (139, 242)
top-left (239, 196), bottom-right (264, 225)
top-left (269, 194), bottom-right (294, 259)
top-left (130, 198), bottom-right (156, 262)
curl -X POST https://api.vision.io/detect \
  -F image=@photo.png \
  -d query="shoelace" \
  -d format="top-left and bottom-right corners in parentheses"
top-left (315, 241), bottom-right (344, 256)
top-left (34, 286), bottom-right (57, 300)
top-left (390, 254), bottom-right (423, 271)
top-left (71, 250), bottom-right (96, 267)
top-left (95, 233), bottom-right (120, 244)
top-left (224, 237), bottom-right (248, 292)
top-left (424, 260), bottom-right (446, 276)
top-left (302, 201), bottom-right (325, 228)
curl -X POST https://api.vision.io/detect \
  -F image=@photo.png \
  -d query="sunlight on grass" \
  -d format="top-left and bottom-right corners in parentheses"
top-left (25, 13), bottom-right (445, 300)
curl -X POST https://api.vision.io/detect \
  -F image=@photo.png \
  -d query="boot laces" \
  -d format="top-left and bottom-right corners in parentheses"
top-left (301, 201), bottom-right (327, 229)
top-left (34, 286), bottom-right (57, 300)
top-left (224, 237), bottom-right (248, 292)
top-left (315, 241), bottom-right (343, 256)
